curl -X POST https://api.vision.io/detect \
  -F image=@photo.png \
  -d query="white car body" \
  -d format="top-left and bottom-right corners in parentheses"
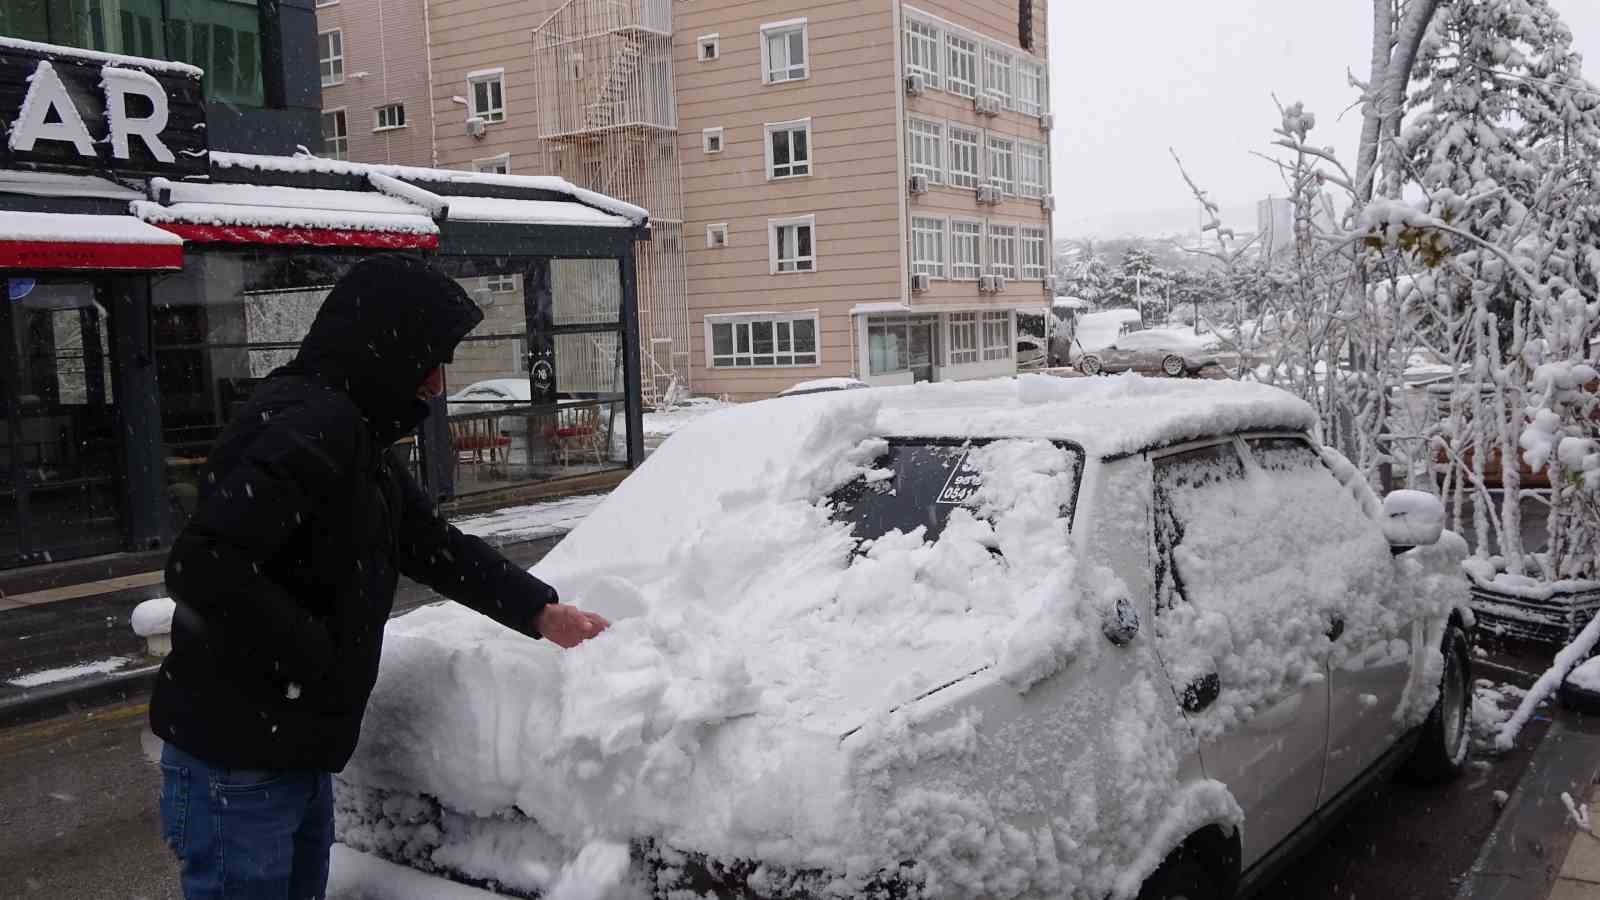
top-left (336, 377), bottom-right (1471, 900)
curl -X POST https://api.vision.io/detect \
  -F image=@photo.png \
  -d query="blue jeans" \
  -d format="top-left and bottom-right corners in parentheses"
top-left (158, 743), bottom-right (335, 900)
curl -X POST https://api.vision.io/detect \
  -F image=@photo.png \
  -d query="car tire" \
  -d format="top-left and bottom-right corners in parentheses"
top-left (1080, 355), bottom-right (1104, 376)
top-left (1402, 622), bottom-right (1472, 783)
top-left (1162, 354), bottom-right (1186, 377)
top-left (1138, 845), bottom-right (1221, 900)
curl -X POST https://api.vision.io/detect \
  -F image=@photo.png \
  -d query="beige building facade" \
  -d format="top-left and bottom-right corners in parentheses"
top-left (314, 0), bottom-right (437, 168)
top-left (324, 0), bottom-right (1052, 402)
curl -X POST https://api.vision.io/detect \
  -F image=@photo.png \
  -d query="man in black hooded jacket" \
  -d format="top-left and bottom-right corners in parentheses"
top-left (151, 255), bottom-right (609, 900)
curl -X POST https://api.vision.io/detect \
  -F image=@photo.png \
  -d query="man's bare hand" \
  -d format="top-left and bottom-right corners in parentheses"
top-left (537, 603), bottom-right (611, 648)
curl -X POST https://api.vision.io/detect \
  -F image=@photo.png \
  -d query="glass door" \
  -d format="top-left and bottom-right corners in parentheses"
top-left (909, 315), bottom-right (940, 383)
top-left (0, 276), bottom-right (124, 567)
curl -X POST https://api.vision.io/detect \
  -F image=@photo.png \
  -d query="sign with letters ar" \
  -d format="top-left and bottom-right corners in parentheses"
top-left (0, 39), bottom-right (208, 178)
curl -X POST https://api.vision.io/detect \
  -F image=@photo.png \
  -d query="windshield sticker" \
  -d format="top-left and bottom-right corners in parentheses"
top-left (935, 450), bottom-right (982, 505)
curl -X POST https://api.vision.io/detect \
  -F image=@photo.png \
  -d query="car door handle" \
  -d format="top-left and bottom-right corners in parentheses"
top-left (1327, 615), bottom-right (1346, 642)
top-left (1180, 673), bottom-right (1221, 713)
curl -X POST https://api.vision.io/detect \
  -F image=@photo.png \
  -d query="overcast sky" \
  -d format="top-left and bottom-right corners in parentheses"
top-left (1048, 0), bottom-right (1600, 238)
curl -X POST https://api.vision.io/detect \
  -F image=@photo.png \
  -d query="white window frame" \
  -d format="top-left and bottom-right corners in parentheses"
top-left (951, 218), bottom-right (983, 281)
top-left (318, 30), bottom-right (344, 87)
top-left (947, 124), bottom-right (982, 190)
top-left (988, 223), bottom-right (1019, 280)
top-left (467, 68), bottom-right (506, 123)
top-left (1018, 60), bottom-right (1045, 118)
top-left (374, 102), bottom-right (406, 132)
top-left (981, 310), bottom-right (1012, 362)
top-left (473, 153), bottom-right (510, 175)
top-left (946, 32), bottom-right (978, 98)
top-left (905, 18), bottom-right (941, 89)
top-left (706, 223), bottom-right (729, 249)
top-left (983, 46), bottom-right (1013, 109)
top-left (706, 311), bottom-right (821, 368)
top-left (702, 127), bottom-right (725, 154)
top-left (483, 273), bottom-right (518, 294)
top-left (948, 312), bottom-right (979, 365)
top-left (761, 19), bottom-right (809, 84)
top-left (769, 215), bottom-right (817, 274)
top-left (764, 118), bottom-right (812, 179)
top-left (911, 216), bottom-right (947, 279)
top-left (907, 117), bottom-right (944, 184)
top-left (697, 33), bottom-right (721, 62)
top-left (320, 108), bottom-right (347, 160)
top-left (1021, 226), bottom-right (1048, 280)
top-left (987, 135), bottom-right (1017, 195)
top-left (1019, 140), bottom-right (1048, 199)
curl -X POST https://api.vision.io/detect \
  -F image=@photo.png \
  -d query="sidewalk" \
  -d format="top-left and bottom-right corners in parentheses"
top-left (1553, 786), bottom-right (1600, 898)
top-left (0, 492), bottom-right (608, 728)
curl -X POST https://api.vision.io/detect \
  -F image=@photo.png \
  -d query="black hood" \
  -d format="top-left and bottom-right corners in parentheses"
top-left (284, 255), bottom-right (483, 443)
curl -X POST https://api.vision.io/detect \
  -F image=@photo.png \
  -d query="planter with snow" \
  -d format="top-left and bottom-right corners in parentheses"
top-left (1466, 566), bottom-right (1600, 648)
top-left (132, 597), bottom-right (176, 658)
top-left (1562, 657), bottom-right (1600, 714)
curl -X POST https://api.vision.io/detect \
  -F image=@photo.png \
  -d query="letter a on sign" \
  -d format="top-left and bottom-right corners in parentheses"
top-left (101, 67), bottom-right (175, 163)
top-left (8, 61), bottom-right (96, 157)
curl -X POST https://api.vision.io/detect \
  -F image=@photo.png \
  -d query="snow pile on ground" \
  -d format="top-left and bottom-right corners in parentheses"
top-left (6, 657), bottom-right (132, 688)
top-left (642, 397), bottom-right (732, 440)
top-left (1471, 680), bottom-right (1526, 753)
top-left (338, 377), bottom-right (1345, 897)
top-left (131, 597), bottom-right (176, 637)
top-left (451, 494), bottom-right (606, 546)
top-left (1569, 657), bottom-right (1600, 692)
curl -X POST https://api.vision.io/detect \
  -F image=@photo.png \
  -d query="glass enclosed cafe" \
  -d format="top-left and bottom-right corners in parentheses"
top-left (0, 37), bottom-right (648, 570)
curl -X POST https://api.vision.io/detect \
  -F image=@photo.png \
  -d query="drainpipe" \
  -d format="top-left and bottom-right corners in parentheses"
top-left (422, 0), bottom-right (439, 167)
top-left (888, 0), bottom-right (909, 380)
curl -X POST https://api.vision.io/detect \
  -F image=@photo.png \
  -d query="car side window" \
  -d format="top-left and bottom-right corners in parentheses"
top-left (1151, 441), bottom-right (1247, 615)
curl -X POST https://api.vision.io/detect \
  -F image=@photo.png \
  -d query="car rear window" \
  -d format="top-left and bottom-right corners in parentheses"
top-left (827, 438), bottom-right (1084, 545)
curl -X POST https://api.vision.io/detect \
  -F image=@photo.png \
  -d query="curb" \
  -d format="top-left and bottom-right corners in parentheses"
top-left (0, 664), bottom-right (160, 729)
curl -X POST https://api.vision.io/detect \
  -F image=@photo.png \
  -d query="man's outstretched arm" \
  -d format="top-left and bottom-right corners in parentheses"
top-left (393, 464), bottom-right (608, 646)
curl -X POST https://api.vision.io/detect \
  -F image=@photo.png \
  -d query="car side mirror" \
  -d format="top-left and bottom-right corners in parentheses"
top-left (1381, 490), bottom-right (1445, 551)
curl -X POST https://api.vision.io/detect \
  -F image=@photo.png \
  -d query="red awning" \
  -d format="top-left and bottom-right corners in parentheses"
top-left (155, 223), bottom-right (439, 250)
top-left (0, 212), bottom-right (184, 271)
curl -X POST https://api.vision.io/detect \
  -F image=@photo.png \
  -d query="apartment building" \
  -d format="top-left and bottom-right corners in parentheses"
top-left (314, 0), bottom-right (436, 167)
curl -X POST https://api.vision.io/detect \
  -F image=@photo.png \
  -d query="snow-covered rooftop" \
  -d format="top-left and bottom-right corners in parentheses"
top-left (210, 152), bottom-right (649, 225)
top-left (0, 170), bottom-right (143, 201)
top-left (133, 181), bottom-right (438, 234)
top-left (0, 210), bottom-right (184, 245)
top-left (444, 195), bottom-right (633, 228)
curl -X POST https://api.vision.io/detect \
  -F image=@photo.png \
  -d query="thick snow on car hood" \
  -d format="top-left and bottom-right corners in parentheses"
top-left (342, 376), bottom-right (1310, 893)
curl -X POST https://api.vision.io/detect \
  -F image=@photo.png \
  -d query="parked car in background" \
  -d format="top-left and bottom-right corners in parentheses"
top-left (336, 376), bottom-right (1472, 900)
top-left (778, 377), bottom-right (869, 397)
top-left (447, 377), bottom-right (532, 415)
top-left (1077, 327), bottom-right (1223, 377)
top-left (1016, 335), bottom-right (1047, 370)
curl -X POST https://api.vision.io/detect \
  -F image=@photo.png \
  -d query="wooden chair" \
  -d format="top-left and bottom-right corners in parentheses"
top-left (542, 405), bottom-right (606, 467)
top-left (449, 415), bottom-right (512, 478)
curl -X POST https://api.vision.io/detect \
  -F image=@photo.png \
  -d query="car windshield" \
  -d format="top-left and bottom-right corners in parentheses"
top-left (827, 438), bottom-right (1084, 545)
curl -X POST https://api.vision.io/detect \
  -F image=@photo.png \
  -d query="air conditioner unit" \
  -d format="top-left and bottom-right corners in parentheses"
top-left (976, 185), bottom-right (1000, 206)
top-left (975, 95), bottom-right (1000, 116)
top-left (991, 275), bottom-right (1008, 294)
top-left (911, 272), bottom-right (932, 293)
top-left (466, 116), bottom-right (486, 138)
top-left (1041, 194), bottom-right (1056, 212)
top-left (904, 73), bottom-right (927, 96)
top-left (1043, 275), bottom-right (1057, 293)
top-left (1040, 113), bottom-right (1054, 130)
top-left (979, 275), bottom-right (996, 294)
top-left (908, 173), bottom-right (930, 195)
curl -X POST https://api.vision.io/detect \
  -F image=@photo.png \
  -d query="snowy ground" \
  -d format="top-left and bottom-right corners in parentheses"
top-left (450, 493), bottom-right (609, 546)
top-left (6, 657), bottom-right (134, 689)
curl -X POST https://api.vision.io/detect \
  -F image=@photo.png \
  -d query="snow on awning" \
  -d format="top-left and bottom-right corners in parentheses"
top-left (444, 196), bottom-right (634, 228)
top-left (0, 170), bottom-right (144, 201)
top-left (133, 180), bottom-right (438, 249)
top-left (0, 210), bottom-right (183, 270)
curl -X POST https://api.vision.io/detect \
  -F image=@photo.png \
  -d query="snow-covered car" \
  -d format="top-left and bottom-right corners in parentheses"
top-left (447, 377), bottom-right (532, 414)
top-left (778, 377), bottom-right (869, 397)
top-left (1015, 336), bottom-right (1047, 370)
top-left (1077, 328), bottom-right (1222, 377)
top-left (335, 376), bottom-right (1472, 900)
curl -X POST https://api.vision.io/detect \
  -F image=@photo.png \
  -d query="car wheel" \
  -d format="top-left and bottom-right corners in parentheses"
top-left (1403, 622), bottom-right (1472, 783)
top-left (1080, 355), bottom-right (1104, 376)
top-left (1138, 845), bottom-right (1221, 900)
top-left (1162, 354), bottom-right (1186, 377)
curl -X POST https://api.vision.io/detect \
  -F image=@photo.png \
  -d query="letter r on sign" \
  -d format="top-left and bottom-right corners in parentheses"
top-left (101, 66), bottom-right (175, 163)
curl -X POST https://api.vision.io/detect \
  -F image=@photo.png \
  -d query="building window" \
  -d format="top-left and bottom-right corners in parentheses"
top-left (762, 20), bottom-right (808, 83)
top-left (375, 103), bottom-right (406, 131)
top-left (769, 216), bottom-right (816, 273)
top-left (867, 315), bottom-right (911, 375)
top-left (1019, 141), bottom-right (1048, 199)
top-left (948, 125), bottom-right (982, 190)
top-left (708, 313), bottom-right (820, 368)
top-left (988, 135), bottom-right (1016, 195)
top-left (946, 33), bottom-right (979, 98)
top-left (702, 127), bottom-right (725, 154)
top-left (951, 220), bottom-right (983, 280)
top-left (468, 69), bottom-right (506, 123)
top-left (1018, 61), bottom-right (1045, 117)
top-left (318, 29), bottom-right (344, 87)
top-left (707, 223), bottom-right (729, 248)
top-left (982, 311), bottom-right (1012, 361)
top-left (949, 312), bottom-right (979, 365)
top-left (908, 118), bottom-right (943, 184)
top-left (911, 217), bottom-right (947, 278)
top-left (483, 274), bottom-right (518, 294)
top-left (474, 154), bottom-right (511, 175)
top-left (321, 109), bottom-right (348, 160)
top-left (905, 19), bottom-right (941, 89)
top-left (983, 46), bottom-right (1013, 109)
top-left (1021, 226), bottom-right (1048, 280)
top-left (766, 119), bottom-right (811, 179)
top-left (697, 33), bottom-right (721, 62)
top-left (989, 223), bottom-right (1019, 280)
